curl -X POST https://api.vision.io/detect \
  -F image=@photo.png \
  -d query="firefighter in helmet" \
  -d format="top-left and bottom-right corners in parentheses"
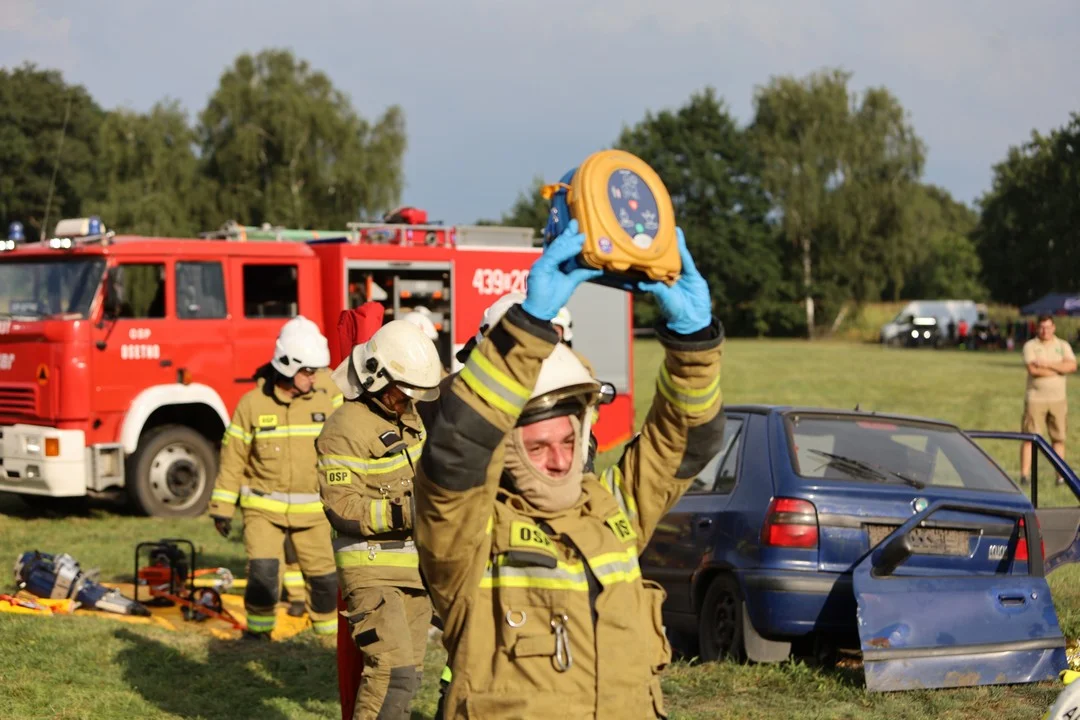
top-left (316, 319), bottom-right (442, 720)
top-left (208, 316), bottom-right (341, 640)
top-left (415, 220), bottom-right (724, 718)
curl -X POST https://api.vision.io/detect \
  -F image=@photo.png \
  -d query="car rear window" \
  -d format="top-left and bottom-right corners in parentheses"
top-left (784, 413), bottom-right (1017, 493)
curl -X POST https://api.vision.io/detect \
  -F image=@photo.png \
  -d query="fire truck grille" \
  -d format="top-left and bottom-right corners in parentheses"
top-left (0, 384), bottom-right (36, 418)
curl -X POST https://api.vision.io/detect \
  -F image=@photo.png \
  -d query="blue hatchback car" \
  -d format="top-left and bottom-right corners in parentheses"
top-left (639, 405), bottom-right (1080, 691)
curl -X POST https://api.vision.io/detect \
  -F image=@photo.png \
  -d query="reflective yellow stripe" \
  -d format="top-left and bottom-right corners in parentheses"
top-left (480, 546), bottom-right (640, 591)
top-left (589, 547), bottom-right (642, 586)
top-left (485, 515), bottom-right (494, 535)
top-left (332, 394), bottom-right (344, 408)
top-left (226, 424), bottom-right (252, 444)
top-left (335, 550), bottom-right (420, 569)
top-left (441, 666), bottom-right (453, 683)
top-left (239, 489), bottom-right (324, 515)
top-left (254, 424), bottom-right (324, 439)
top-left (369, 499), bottom-right (392, 533)
top-left (656, 365), bottom-right (721, 414)
top-left (317, 439), bottom-right (424, 476)
top-left (246, 614), bottom-right (276, 632)
top-left (460, 348), bottom-right (530, 416)
top-left (312, 619), bottom-right (337, 635)
top-left (283, 571), bottom-right (304, 588)
top-left (211, 489), bottom-right (239, 504)
top-left (603, 466), bottom-right (638, 521)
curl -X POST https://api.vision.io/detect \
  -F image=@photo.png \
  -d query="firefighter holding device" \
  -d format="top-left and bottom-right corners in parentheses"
top-left (415, 219), bottom-right (725, 718)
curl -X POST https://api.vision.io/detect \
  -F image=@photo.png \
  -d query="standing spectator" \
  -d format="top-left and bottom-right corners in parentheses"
top-left (957, 319), bottom-right (969, 349)
top-left (1021, 314), bottom-right (1078, 485)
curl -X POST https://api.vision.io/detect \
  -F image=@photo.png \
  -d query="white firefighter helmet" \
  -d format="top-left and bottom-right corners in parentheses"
top-left (332, 319), bottom-right (441, 402)
top-left (552, 306), bottom-right (573, 342)
top-left (519, 344), bottom-right (601, 463)
top-left (271, 316), bottom-right (331, 377)
top-left (475, 292), bottom-right (526, 344)
top-left (402, 310), bottom-right (439, 341)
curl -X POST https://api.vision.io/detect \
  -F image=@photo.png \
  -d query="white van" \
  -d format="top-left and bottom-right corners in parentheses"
top-left (880, 300), bottom-right (985, 345)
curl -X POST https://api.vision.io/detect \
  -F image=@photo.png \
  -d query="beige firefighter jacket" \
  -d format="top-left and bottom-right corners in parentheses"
top-left (208, 371), bottom-right (342, 528)
top-left (316, 394), bottom-right (426, 591)
top-left (414, 305), bottom-right (725, 719)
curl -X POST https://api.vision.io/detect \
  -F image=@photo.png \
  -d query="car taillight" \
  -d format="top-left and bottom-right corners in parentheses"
top-left (1015, 517), bottom-right (1046, 562)
top-left (762, 497), bottom-right (819, 548)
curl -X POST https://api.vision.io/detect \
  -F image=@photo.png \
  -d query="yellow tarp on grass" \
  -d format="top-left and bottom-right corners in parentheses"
top-left (1, 583), bottom-right (314, 641)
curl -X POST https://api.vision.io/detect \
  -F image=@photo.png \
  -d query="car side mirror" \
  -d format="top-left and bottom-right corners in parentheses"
top-left (873, 533), bottom-right (913, 577)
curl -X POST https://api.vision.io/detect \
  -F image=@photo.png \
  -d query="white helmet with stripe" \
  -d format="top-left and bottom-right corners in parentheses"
top-left (332, 319), bottom-right (441, 402)
top-left (271, 316), bottom-right (331, 377)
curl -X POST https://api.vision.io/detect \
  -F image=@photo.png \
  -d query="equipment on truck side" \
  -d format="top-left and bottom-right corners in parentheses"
top-left (133, 539), bottom-right (245, 630)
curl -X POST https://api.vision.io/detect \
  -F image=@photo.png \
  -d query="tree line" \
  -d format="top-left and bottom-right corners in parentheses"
top-left (1, 51), bottom-right (1074, 336)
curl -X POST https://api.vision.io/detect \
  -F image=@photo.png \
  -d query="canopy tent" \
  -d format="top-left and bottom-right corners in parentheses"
top-left (1020, 293), bottom-right (1080, 317)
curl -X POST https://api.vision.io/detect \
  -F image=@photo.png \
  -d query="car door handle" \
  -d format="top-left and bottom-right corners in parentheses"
top-left (697, 517), bottom-right (713, 529)
top-left (159, 359), bottom-right (172, 367)
top-left (997, 594), bottom-right (1026, 607)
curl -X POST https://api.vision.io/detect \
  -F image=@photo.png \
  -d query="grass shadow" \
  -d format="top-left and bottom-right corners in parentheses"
top-left (0, 491), bottom-right (129, 520)
top-left (113, 627), bottom-right (338, 720)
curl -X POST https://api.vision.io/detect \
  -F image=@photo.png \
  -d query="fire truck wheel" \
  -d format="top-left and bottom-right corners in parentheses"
top-left (128, 425), bottom-right (217, 518)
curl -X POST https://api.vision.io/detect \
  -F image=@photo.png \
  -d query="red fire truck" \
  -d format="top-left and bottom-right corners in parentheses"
top-left (0, 214), bottom-right (635, 516)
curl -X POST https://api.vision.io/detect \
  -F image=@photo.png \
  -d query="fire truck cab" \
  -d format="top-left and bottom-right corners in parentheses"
top-left (0, 215), bottom-right (635, 517)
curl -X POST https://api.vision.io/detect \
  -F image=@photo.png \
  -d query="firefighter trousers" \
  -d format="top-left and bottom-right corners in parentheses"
top-left (242, 514), bottom-right (338, 635)
top-left (283, 534), bottom-right (306, 607)
top-left (343, 584), bottom-right (431, 720)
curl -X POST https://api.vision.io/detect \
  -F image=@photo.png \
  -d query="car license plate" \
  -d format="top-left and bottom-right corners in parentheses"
top-left (866, 524), bottom-right (971, 556)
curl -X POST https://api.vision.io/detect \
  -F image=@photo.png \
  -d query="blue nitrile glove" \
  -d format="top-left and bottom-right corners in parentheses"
top-left (522, 219), bottom-right (603, 321)
top-left (638, 228), bottom-right (712, 335)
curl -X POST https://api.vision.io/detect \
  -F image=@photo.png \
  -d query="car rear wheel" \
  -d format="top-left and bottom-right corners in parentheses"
top-left (698, 574), bottom-right (745, 662)
top-left (128, 425), bottom-right (217, 518)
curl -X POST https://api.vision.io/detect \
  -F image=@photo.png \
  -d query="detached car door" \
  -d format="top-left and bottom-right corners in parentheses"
top-left (852, 500), bottom-right (1067, 691)
top-left (968, 430), bottom-right (1080, 571)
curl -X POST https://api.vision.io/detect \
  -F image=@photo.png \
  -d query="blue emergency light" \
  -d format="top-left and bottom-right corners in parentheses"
top-left (8, 221), bottom-right (24, 241)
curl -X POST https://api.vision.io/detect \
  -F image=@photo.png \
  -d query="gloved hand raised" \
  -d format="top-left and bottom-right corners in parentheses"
top-left (212, 516), bottom-right (232, 539)
top-left (521, 219), bottom-right (603, 322)
top-left (638, 228), bottom-right (712, 335)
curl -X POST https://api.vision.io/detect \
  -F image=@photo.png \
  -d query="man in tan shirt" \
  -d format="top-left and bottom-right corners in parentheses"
top-left (1021, 314), bottom-right (1077, 484)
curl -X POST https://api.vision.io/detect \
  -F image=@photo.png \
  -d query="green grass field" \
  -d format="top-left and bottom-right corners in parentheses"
top-left (2, 338), bottom-right (1080, 719)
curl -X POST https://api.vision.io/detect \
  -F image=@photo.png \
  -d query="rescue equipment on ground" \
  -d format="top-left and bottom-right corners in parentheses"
top-left (542, 149), bottom-right (680, 290)
top-left (0, 593), bottom-right (77, 615)
top-left (14, 550), bottom-right (150, 616)
top-left (133, 539), bottom-right (245, 630)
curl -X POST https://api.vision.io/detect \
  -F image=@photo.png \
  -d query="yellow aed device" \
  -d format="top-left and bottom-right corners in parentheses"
top-left (543, 149), bottom-right (681, 290)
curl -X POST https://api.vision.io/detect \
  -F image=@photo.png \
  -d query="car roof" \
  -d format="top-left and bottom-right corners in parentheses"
top-left (723, 404), bottom-right (960, 431)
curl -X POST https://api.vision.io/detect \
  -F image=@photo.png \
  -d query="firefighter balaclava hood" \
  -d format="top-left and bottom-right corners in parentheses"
top-left (503, 343), bottom-right (600, 512)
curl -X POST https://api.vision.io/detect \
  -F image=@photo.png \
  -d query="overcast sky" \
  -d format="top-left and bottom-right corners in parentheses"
top-left (3, 0), bottom-right (1077, 227)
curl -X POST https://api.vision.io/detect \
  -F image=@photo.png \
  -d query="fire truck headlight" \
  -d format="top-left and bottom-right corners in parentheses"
top-left (0, 240), bottom-right (15, 251)
top-left (23, 434), bottom-right (44, 457)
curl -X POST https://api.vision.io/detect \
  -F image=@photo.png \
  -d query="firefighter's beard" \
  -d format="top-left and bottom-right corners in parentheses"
top-left (503, 415), bottom-right (585, 513)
